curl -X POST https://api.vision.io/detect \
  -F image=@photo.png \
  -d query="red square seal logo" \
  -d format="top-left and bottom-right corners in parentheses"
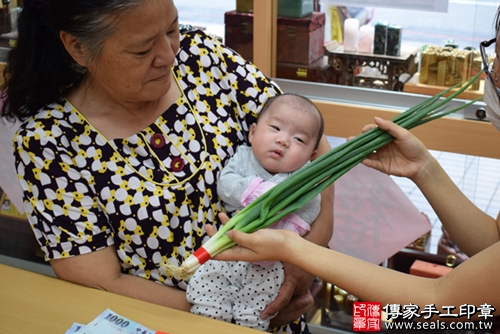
top-left (352, 302), bottom-right (382, 332)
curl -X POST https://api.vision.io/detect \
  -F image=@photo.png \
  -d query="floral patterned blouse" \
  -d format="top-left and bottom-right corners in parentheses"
top-left (14, 30), bottom-right (280, 290)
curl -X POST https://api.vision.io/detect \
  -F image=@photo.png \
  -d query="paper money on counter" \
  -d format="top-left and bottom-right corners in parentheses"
top-left (65, 309), bottom-right (168, 334)
top-left (65, 323), bottom-right (85, 333)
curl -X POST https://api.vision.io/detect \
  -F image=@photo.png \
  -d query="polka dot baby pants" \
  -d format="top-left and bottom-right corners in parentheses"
top-left (186, 260), bottom-right (285, 330)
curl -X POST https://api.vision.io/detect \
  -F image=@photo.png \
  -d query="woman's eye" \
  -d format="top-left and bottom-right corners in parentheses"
top-left (168, 23), bottom-right (179, 35)
top-left (136, 49), bottom-right (151, 56)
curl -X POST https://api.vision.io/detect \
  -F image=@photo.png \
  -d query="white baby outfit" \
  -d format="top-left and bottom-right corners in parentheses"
top-left (186, 145), bottom-right (320, 330)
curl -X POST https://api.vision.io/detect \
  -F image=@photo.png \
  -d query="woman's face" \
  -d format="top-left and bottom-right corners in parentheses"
top-left (88, 0), bottom-right (180, 104)
top-left (493, 33), bottom-right (500, 88)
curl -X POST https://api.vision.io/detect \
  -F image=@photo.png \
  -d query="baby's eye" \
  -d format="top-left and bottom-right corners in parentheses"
top-left (270, 125), bottom-right (280, 131)
top-left (294, 137), bottom-right (305, 143)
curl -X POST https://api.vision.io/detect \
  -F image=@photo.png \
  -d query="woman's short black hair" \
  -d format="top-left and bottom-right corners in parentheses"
top-left (1, 0), bottom-right (144, 122)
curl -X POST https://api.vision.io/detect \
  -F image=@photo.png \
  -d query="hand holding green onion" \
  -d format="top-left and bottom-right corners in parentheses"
top-left (162, 73), bottom-right (482, 281)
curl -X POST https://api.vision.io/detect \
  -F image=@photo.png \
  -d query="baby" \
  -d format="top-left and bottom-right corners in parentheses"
top-left (186, 93), bottom-right (324, 330)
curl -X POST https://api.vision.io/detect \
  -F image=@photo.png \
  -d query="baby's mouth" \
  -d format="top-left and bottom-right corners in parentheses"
top-left (270, 149), bottom-right (283, 158)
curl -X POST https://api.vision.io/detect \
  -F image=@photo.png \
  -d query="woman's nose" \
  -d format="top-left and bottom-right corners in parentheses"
top-left (153, 37), bottom-right (176, 67)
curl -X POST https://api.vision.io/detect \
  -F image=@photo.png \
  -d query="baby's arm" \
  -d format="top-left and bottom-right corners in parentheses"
top-left (293, 193), bottom-right (321, 225)
top-left (240, 175), bottom-right (320, 231)
top-left (217, 156), bottom-right (258, 209)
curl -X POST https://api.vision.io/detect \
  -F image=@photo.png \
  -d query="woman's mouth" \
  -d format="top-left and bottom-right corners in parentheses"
top-left (152, 73), bottom-right (169, 82)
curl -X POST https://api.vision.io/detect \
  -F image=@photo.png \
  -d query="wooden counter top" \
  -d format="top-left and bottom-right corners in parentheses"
top-left (0, 263), bottom-right (259, 333)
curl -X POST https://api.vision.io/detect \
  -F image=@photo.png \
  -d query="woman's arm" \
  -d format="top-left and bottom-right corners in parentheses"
top-left (362, 118), bottom-right (500, 256)
top-left (50, 246), bottom-right (191, 311)
top-left (218, 228), bottom-right (500, 321)
top-left (411, 155), bottom-right (499, 256)
top-left (14, 127), bottom-right (191, 312)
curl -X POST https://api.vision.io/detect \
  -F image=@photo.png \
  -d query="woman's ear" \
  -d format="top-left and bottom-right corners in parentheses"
top-left (59, 31), bottom-right (89, 67)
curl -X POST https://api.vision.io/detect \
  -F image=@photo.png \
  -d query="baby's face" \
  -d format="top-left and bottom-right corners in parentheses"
top-left (249, 102), bottom-right (319, 174)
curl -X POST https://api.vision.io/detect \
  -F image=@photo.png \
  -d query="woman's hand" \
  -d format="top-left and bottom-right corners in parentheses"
top-left (361, 117), bottom-right (433, 182)
top-left (214, 229), bottom-right (297, 262)
top-left (205, 212), bottom-right (231, 237)
top-left (212, 214), bottom-right (299, 263)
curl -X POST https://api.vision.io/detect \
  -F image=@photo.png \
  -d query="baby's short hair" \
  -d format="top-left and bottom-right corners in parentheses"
top-left (258, 93), bottom-right (324, 149)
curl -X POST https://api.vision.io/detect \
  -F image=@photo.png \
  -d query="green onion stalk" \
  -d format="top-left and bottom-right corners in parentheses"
top-left (163, 72), bottom-right (482, 280)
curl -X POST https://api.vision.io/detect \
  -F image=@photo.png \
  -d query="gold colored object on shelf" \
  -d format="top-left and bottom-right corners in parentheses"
top-left (419, 45), bottom-right (482, 91)
top-left (445, 254), bottom-right (457, 267)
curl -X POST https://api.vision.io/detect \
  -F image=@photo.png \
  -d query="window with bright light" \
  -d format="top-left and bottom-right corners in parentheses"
top-left (174, 0), bottom-right (498, 56)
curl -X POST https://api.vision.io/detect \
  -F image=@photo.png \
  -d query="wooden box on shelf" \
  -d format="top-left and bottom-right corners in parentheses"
top-left (275, 56), bottom-right (333, 83)
top-left (224, 10), bottom-right (325, 65)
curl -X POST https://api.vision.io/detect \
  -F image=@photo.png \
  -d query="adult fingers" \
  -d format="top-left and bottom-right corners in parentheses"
top-left (205, 224), bottom-right (217, 237)
top-left (217, 212), bottom-right (230, 225)
top-left (262, 276), bottom-right (294, 319)
top-left (372, 117), bottom-right (408, 139)
top-left (267, 291), bottom-right (314, 328)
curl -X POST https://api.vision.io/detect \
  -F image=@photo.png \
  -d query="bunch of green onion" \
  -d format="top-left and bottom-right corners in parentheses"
top-left (163, 72), bottom-right (482, 280)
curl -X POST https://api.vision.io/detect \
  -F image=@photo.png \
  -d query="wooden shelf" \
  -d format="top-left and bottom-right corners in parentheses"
top-left (314, 99), bottom-right (500, 159)
top-left (404, 73), bottom-right (484, 101)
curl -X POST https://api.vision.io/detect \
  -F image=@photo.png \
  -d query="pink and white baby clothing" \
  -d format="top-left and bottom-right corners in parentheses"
top-left (186, 145), bottom-right (320, 330)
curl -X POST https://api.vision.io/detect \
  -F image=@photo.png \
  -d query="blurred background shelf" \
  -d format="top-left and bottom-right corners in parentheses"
top-left (404, 73), bottom-right (484, 101)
